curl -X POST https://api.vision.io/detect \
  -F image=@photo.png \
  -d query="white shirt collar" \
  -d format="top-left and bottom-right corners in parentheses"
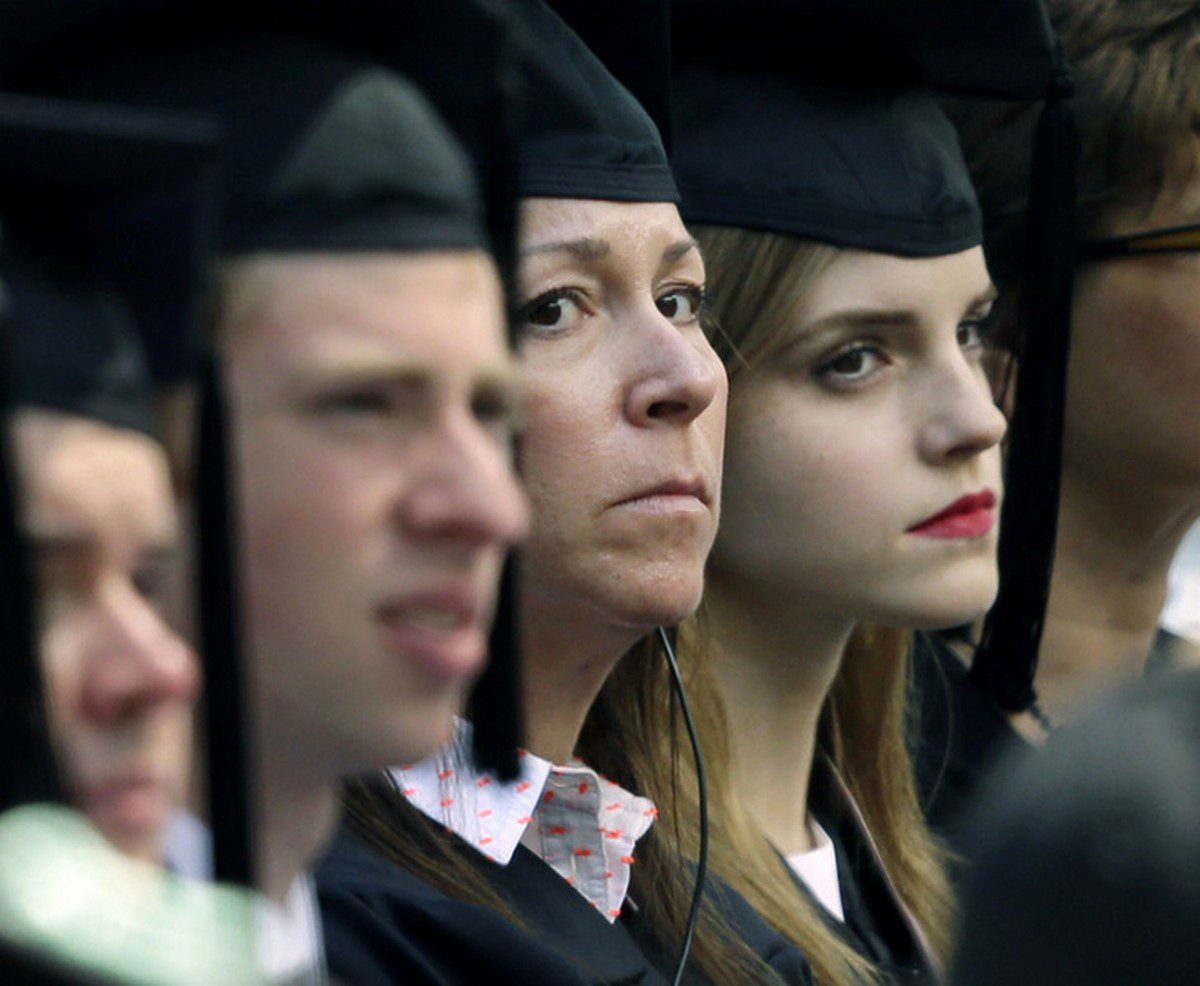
top-left (394, 723), bottom-right (657, 922)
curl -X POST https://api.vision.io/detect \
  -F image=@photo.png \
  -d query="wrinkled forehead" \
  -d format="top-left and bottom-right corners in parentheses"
top-left (518, 198), bottom-right (690, 254)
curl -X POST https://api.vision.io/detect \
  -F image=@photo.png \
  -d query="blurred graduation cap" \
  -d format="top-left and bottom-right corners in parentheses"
top-left (0, 246), bottom-right (157, 439)
top-left (671, 0), bottom-right (1075, 715)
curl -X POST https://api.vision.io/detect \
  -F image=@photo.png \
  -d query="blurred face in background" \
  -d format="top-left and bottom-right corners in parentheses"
top-left (16, 409), bottom-right (198, 864)
top-left (1066, 157), bottom-right (1200, 500)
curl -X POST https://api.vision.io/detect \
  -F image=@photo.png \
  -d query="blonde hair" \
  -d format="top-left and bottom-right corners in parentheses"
top-left (597, 224), bottom-right (956, 985)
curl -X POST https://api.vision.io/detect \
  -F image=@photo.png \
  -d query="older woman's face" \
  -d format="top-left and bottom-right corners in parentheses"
top-left (516, 198), bottom-right (727, 637)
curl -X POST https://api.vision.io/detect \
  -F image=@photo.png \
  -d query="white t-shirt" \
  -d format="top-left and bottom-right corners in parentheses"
top-left (785, 818), bottom-right (845, 922)
top-left (1163, 521), bottom-right (1200, 643)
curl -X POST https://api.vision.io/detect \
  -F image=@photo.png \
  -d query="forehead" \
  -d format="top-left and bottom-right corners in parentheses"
top-left (519, 197), bottom-right (691, 253)
top-left (223, 251), bottom-right (508, 380)
top-left (14, 410), bottom-right (175, 543)
top-left (798, 246), bottom-right (990, 316)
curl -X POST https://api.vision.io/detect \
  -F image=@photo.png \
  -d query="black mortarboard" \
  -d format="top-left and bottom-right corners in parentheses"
top-left (23, 32), bottom-right (488, 259)
top-left (673, 76), bottom-right (982, 257)
top-left (0, 246), bottom-right (156, 439)
top-left (671, 0), bottom-right (1074, 715)
top-left (507, 0), bottom-right (676, 203)
top-left (331, 0), bottom-right (676, 206)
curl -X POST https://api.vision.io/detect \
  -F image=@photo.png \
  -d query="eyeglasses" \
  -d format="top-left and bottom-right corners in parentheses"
top-left (1077, 220), bottom-right (1200, 261)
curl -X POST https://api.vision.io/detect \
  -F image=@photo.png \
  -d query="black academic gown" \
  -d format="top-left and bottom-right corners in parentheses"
top-left (317, 828), bottom-right (813, 985)
top-left (910, 628), bottom-right (1194, 857)
top-left (801, 761), bottom-right (942, 985)
top-left (909, 631), bottom-right (1030, 854)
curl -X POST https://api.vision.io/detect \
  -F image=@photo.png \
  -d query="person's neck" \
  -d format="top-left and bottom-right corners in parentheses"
top-left (255, 724), bottom-right (340, 907)
top-left (703, 574), bottom-right (854, 856)
top-left (520, 598), bottom-right (646, 767)
top-left (1034, 466), bottom-right (1200, 724)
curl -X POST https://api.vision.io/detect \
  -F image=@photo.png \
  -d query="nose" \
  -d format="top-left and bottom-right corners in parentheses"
top-left (403, 412), bottom-right (530, 548)
top-left (624, 306), bottom-right (726, 428)
top-left (80, 584), bottom-right (201, 726)
top-left (917, 354), bottom-right (1008, 464)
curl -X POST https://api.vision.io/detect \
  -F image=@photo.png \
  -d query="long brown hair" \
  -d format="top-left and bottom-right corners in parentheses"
top-left (597, 224), bottom-right (956, 985)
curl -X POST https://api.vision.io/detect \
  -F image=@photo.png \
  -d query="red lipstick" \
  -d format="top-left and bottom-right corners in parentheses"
top-left (907, 490), bottom-right (997, 539)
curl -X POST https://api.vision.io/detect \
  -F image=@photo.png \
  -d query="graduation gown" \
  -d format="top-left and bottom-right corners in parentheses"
top-left (910, 628), bottom-right (1195, 857)
top-left (803, 762), bottom-right (943, 986)
top-left (909, 631), bottom-right (1029, 854)
top-left (317, 828), bottom-right (813, 985)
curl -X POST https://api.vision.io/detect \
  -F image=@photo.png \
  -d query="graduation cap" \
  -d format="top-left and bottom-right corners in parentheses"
top-left (670, 0), bottom-right (1075, 715)
top-left (0, 246), bottom-right (157, 439)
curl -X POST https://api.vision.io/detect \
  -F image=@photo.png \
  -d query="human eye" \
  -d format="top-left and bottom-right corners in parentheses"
top-left (471, 383), bottom-right (521, 444)
top-left (654, 284), bottom-right (707, 326)
top-left (957, 310), bottom-right (997, 353)
top-left (132, 563), bottom-right (168, 605)
top-left (813, 342), bottom-right (887, 387)
top-left (516, 287), bottom-right (589, 335)
top-left (314, 386), bottom-right (394, 417)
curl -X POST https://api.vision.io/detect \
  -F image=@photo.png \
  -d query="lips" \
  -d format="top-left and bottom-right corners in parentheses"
top-left (907, 490), bottom-right (998, 539)
top-left (612, 476), bottom-right (711, 513)
top-left (376, 588), bottom-right (489, 680)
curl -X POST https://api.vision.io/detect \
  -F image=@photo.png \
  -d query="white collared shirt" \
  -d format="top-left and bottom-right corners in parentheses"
top-left (786, 818), bottom-right (845, 922)
top-left (395, 726), bottom-right (657, 922)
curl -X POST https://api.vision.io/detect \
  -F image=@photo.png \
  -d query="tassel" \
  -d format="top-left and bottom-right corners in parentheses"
top-left (0, 258), bottom-right (63, 810)
top-left (970, 54), bottom-right (1078, 712)
top-left (196, 354), bottom-right (256, 886)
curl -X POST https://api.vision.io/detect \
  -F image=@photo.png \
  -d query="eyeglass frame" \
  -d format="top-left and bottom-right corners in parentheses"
top-left (1077, 220), bottom-right (1200, 261)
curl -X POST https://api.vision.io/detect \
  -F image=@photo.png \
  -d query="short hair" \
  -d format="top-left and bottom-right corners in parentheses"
top-left (951, 0), bottom-right (1200, 290)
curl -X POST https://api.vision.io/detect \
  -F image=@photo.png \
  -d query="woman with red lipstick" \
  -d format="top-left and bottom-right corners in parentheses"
top-left (317, 3), bottom-right (813, 984)
top-left (586, 6), bottom-right (1059, 984)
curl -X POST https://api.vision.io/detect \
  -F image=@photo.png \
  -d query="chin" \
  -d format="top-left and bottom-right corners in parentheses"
top-left (611, 573), bottom-right (706, 629)
top-left (891, 580), bottom-right (998, 630)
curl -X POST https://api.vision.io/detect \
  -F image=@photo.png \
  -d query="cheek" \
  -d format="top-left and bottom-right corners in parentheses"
top-left (519, 373), bottom-right (616, 537)
top-left (238, 436), bottom-right (388, 629)
top-left (1068, 269), bottom-right (1200, 457)
top-left (715, 392), bottom-right (897, 573)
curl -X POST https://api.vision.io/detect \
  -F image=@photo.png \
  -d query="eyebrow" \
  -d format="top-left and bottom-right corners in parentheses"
top-left (25, 534), bottom-right (178, 565)
top-left (662, 237), bottom-right (700, 266)
top-left (520, 237), bottom-right (611, 261)
top-left (807, 284), bottom-right (1000, 332)
top-left (298, 359), bottom-right (521, 399)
